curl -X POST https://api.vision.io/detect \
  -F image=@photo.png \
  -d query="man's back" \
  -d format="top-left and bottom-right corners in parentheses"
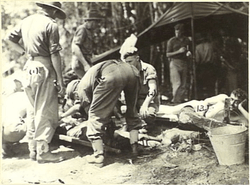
top-left (72, 24), bottom-right (93, 57)
top-left (13, 14), bottom-right (60, 57)
top-left (195, 42), bottom-right (215, 64)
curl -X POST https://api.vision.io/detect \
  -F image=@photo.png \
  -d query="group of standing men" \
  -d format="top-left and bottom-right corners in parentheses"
top-left (4, 2), bottom-right (159, 167)
top-left (167, 23), bottom-right (244, 102)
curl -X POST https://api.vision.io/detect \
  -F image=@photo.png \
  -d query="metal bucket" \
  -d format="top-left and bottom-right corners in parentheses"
top-left (208, 125), bottom-right (248, 165)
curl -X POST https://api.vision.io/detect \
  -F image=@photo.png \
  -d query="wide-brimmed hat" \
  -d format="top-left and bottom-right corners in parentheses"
top-left (83, 9), bottom-right (103, 21)
top-left (36, 2), bottom-right (66, 19)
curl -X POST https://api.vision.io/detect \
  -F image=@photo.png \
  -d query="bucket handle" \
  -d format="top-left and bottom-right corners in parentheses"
top-left (228, 121), bottom-right (246, 127)
top-left (206, 120), bottom-right (218, 137)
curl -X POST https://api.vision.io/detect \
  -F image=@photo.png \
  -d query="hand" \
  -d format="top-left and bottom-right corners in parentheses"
top-left (140, 105), bottom-right (149, 119)
top-left (120, 105), bottom-right (127, 114)
top-left (179, 112), bottom-right (192, 123)
top-left (238, 99), bottom-right (247, 110)
top-left (220, 56), bottom-right (225, 62)
top-left (178, 47), bottom-right (186, 53)
top-left (58, 114), bottom-right (63, 121)
top-left (67, 124), bottom-right (84, 138)
top-left (54, 80), bottom-right (65, 96)
top-left (84, 64), bottom-right (91, 72)
top-left (58, 86), bottom-right (66, 97)
top-left (186, 51), bottom-right (192, 57)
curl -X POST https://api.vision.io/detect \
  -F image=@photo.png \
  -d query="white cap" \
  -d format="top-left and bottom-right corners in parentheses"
top-left (119, 34), bottom-right (138, 61)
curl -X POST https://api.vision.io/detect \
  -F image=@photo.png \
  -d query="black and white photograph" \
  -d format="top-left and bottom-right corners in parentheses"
top-left (1, 1), bottom-right (249, 184)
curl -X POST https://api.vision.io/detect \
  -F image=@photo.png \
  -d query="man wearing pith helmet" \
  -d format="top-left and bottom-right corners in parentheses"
top-left (71, 9), bottom-right (103, 78)
top-left (5, 1), bottom-right (66, 163)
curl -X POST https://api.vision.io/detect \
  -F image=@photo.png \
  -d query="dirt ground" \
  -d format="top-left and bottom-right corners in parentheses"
top-left (1, 121), bottom-right (249, 185)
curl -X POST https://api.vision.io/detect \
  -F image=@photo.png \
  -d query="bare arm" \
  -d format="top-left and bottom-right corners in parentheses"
top-left (203, 94), bottom-right (228, 118)
top-left (166, 47), bottom-right (186, 58)
top-left (238, 100), bottom-right (249, 121)
top-left (204, 94), bottom-right (228, 105)
top-left (140, 79), bottom-right (157, 118)
top-left (59, 104), bottom-right (81, 120)
top-left (72, 43), bottom-right (91, 71)
top-left (51, 52), bottom-right (65, 95)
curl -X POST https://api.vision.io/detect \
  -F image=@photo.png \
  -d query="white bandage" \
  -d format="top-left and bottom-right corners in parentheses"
top-left (119, 34), bottom-right (138, 61)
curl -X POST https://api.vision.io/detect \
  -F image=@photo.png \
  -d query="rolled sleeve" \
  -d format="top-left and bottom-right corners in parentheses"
top-left (48, 23), bottom-right (62, 54)
top-left (143, 66), bottom-right (157, 85)
top-left (146, 67), bottom-right (157, 81)
top-left (73, 26), bottom-right (86, 46)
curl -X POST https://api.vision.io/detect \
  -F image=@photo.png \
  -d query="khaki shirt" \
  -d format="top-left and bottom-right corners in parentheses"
top-left (138, 61), bottom-right (159, 110)
top-left (6, 13), bottom-right (62, 57)
top-left (72, 24), bottom-right (93, 63)
top-left (167, 36), bottom-right (190, 61)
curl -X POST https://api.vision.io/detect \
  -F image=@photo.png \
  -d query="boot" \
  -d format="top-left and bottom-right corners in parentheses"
top-left (130, 130), bottom-right (139, 143)
top-left (131, 142), bottom-right (138, 158)
top-left (131, 142), bottom-right (150, 158)
top-left (130, 130), bottom-right (139, 159)
top-left (28, 140), bottom-right (37, 161)
top-left (86, 154), bottom-right (104, 168)
top-left (36, 140), bottom-right (63, 163)
top-left (129, 130), bottom-right (150, 159)
top-left (86, 139), bottom-right (104, 167)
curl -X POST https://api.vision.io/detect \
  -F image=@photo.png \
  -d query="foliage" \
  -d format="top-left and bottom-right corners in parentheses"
top-left (1, 2), bottom-right (174, 71)
top-left (1, 1), bottom-right (248, 89)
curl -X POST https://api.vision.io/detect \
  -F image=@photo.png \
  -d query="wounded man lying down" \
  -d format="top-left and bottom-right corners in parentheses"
top-left (158, 88), bottom-right (249, 129)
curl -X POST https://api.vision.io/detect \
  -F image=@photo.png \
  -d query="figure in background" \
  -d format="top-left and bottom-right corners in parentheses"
top-left (5, 2), bottom-right (66, 163)
top-left (195, 33), bottom-right (220, 99)
top-left (218, 29), bottom-right (242, 94)
top-left (166, 23), bottom-right (192, 103)
top-left (120, 34), bottom-right (160, 129)
top-left (61, 59), bottom-right (144, 167)
top-left (59, 79), bottom-right (88, 121)
top-left (71, 9), bottom-right (102, 78)
top-left (2, 81), bottom-right (27, 158)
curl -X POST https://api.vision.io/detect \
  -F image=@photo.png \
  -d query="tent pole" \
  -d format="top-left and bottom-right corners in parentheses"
top-left (191, 4), bottom-right (197, 99)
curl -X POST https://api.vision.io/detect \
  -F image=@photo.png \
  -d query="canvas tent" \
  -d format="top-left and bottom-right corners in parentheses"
top-left (92, 2), bottom-right (248, 63)
top-left (137, 2), bottom-right (248, 47)
top-left (92, 2), bottom-right (248, 98)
